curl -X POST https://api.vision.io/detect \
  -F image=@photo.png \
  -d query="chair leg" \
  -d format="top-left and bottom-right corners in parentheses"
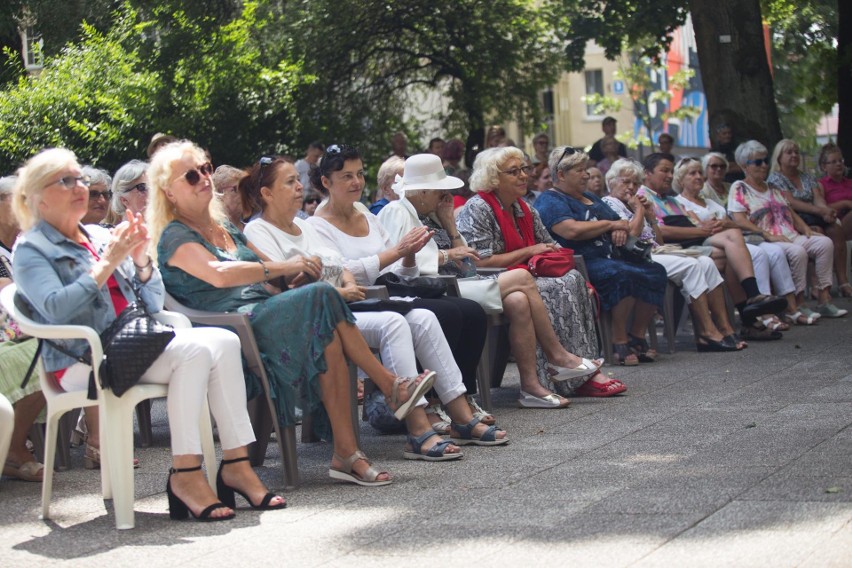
top-left (475, 326), bottom-right (495, 412)
top-left (663, 282), bottom-right (677, 354)
top-left (135, 400), bottom-right (153, 448)
top-left (40, 409), bottom-right (62, 520)
top-left (0, 395), bottom-right (14, 490)
top-left (247, 397), bottom-right (272, 466)
top-left (280, 425), bottom-right (299, 490)
top-left (102, 395), bottom-right (136, 530)
top-left (600, 311), bottom-right (614, 364)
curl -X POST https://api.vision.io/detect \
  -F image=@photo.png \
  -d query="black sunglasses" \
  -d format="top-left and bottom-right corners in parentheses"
top-left (89, 189), bottom-right (113, 200)
top-left (255, 156), bottom-right (274, 193)
top-left (303, 197), bottom-right (321, 204)
top-left (555, 146), bottom-right (577, 170)
top-left (123, 182), bottom-right (147, 194)
top-left (178, 162), bottom-right (214, 186)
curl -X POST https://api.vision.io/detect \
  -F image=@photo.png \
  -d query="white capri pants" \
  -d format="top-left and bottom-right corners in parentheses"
top-left (771, 234), bottom-right (834, 294)
top-left (755, 241), bottom-right (796, 296)
top-left (353, 308), bottom-right (467, 405)
top-left (650, 253), bottom-right (723, 302)
top-left (61, 327), bottom-right (256, 456)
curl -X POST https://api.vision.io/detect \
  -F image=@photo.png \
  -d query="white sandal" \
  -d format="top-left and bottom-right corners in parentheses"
top-left (424, 403), bottom-right (452, 435)
top-left (782, 310), bottom-right (818, 326)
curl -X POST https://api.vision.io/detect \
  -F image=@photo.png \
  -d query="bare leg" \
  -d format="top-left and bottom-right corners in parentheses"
top-left (688, 292), bottom-right (725, 341)
top-left (706, 286), bottom-right (736, 336)
top-left (611, 296), bottom-right (636, 344)
top-left (503, 291), bottom-right (558, 399)
top-left (628, 301), bottom-right (658, 340)
top-left (445, 395), bottom-right (506, 440)
top-left (707, 228), bottom-right (755, 280)
top-left (7, 391), bottom-right (45, 465)
top-left (827, 223), bottom-right (850, 287)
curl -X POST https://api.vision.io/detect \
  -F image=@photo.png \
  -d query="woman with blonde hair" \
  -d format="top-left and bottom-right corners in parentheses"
top-left (145, 141), bottom-right (436, 486)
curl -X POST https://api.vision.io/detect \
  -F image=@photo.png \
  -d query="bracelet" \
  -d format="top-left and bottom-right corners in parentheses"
top-left (440, 250), bottom-right (449, 264)
top-left (258, 259), bottom-right (270, 282)
top-left (134, 256), bottom-right (152, 271)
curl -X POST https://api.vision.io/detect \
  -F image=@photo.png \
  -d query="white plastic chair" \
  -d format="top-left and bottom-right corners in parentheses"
top-left (0, 284), bottom-right (216, 529)
top-left (0, 393), bottom-right (13, 485)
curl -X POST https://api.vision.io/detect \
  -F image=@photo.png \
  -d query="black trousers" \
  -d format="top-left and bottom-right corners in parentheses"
top-left (410, 296), bottom-right (487, 394)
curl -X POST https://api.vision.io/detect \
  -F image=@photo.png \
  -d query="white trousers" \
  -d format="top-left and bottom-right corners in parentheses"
top-left (755, 242), bottom-right (796, 296)
top-left (353, 309), bottom-right (467, 404)
top-left (650, 253), bottom-right (723, 302)
top-left (62, 327), bottom-right (255, 456)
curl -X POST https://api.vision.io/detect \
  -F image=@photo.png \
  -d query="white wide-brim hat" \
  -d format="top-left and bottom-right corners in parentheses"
top-left (392, 153), bottom-right (464, 195)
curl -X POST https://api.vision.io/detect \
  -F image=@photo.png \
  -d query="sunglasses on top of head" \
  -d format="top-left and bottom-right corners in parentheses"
top-left (178, 162), bottom-right (214, 186)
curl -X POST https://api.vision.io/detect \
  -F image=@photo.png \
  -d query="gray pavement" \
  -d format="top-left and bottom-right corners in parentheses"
top-left (1, 298), bottom-right (851, 567)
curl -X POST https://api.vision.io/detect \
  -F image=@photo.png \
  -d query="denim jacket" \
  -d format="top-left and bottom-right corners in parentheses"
top-left (12, 220), bottom-right (164, 372)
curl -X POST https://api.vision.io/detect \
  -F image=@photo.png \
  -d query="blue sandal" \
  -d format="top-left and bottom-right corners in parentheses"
top-left (403, 430), bottom-right (463, 461)
top-left (450, 417), bottom-right (509, 447)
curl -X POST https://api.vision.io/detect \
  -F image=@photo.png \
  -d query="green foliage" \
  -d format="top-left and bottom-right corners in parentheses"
top-left (0, 14), bottom-right (160, 172)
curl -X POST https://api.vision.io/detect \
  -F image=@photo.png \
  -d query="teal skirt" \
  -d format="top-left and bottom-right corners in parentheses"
top-left (243, 282), bottom-right (355, 435)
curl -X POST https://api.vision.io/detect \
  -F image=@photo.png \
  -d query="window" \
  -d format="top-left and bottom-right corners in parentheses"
top-left (21, 27), bottom-right (44, 71)
top-left (584, 69), bottom-right (604, 117)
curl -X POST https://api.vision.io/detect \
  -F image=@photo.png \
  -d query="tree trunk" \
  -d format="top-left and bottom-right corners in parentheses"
top-left (837, 0), bottom-right (852, 161)
top-left (689, 0), bottom-right (783, 149)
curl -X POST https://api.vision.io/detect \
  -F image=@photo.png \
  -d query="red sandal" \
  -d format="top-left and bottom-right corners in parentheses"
top-left (575, 377), bottom-right (627, 397)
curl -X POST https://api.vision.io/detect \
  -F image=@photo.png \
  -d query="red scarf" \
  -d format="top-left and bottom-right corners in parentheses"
top-left (479, 191), bottom-right (536, 253)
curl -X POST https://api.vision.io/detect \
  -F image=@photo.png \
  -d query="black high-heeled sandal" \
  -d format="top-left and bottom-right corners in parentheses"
top-left (167, 465), bottom-right (235, 522)
top-left (627, 334), bottom-right (657, 362)
top-left (216, 456), bottom-right (287, 510)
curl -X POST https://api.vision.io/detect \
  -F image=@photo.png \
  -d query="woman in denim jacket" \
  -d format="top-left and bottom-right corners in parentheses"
top-left (12, 148), bottom-right (284, 521)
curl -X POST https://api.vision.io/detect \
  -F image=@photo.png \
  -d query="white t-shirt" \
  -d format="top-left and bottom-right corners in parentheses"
top-left (377, 198), bottom-right (440, 275)
top-left (244, 216), bottom-right (345, 286)
top-left (674, 194), bottom-right (727, 222)
top-left (307, 211), bottom-right (418, 285)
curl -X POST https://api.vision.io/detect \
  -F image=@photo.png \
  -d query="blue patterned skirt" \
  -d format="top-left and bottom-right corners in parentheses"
top-left (584, 256), bottom-right (668, 311)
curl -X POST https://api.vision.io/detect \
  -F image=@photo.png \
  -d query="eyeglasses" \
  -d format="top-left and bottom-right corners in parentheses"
top-left (177, 162), bottom-right (214, 186)
top-left (824, 158), bottom-right (845, 166)
top-left (746, 158), bottom-right (770, 167)
top-left (499, 165), bottom-right (534, 177)
top-left (123, 182), bottom-right (147, 194)
top-left (303, 197), bottom-right (321, 204)
top-left (45, 176), bottom-right (91, 190)
top-left (708, 164), bottom-right (727, 170)
top-left (555, 146), bottom-right (578, 170)
top-left (616, 177), bottom-right (640, 187)
top-left (89, 190), bottom-right (113, 200)
top-left (216, 185), bottom-right (238, 195)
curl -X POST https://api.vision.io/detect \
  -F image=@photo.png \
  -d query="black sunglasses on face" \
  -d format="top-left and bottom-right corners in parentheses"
top-left (303, 197), bottom-right (321, 204)
top-left (89, 189), bottom-right (113, 200)
top-left (123, 182), bottom-right (147, 194)
top-left (178, 162), bottom-right (214, 186)
top-left (746, 158), bottom-right (770, 167)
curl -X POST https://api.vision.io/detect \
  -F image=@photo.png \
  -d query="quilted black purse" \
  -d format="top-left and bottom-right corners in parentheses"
top-left (22, 294), bottom-right (175, 399)
top-left (374, 273), bottom-right (448, 299)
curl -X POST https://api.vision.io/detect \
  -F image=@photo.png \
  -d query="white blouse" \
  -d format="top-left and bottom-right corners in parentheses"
top-left (674, 194), bottom-right (728, 222)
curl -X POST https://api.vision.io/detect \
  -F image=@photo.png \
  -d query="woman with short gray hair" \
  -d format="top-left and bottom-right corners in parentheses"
top-left (81, 166), bottom-right (113, 225)
top-left (111, 159), bottom-right (148, 217)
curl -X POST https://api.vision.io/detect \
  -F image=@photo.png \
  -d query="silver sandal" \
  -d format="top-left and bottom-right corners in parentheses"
top-left (328, 451), bottom-right (392, 487)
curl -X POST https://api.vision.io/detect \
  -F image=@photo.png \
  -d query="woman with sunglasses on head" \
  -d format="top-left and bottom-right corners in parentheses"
top-left (242, 156), bottom-right (474, 460)
top-left (80, 166), bottom-right (114, 226)
top-left (147, 141), bottom-right (436, 486)
top-left (12, 147), bottom-right (286, 521)
top-left (728, 140), bottom-right (846, 322)
top-left (308, 144), bottom-right (508, 444)
top-left (111, 159), bottom-right (149, 220)
top-left (457, 146), bottom-right (624, 403)
top-left (767, 139), bottom-right (852, 298)
top-left (533, 146), bottom-right (668, 366)
top-left (381, 153), bottom-right (605, 410)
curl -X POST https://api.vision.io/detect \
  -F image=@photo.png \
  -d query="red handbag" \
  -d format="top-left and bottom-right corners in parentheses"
top-left (527, 249), bottom-right (575, 277)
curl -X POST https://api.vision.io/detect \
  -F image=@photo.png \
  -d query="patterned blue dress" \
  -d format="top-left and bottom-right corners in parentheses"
top-left (158, 221), bottom-right (355, 429)
top-left (534, 190), bottom-right (667, 311)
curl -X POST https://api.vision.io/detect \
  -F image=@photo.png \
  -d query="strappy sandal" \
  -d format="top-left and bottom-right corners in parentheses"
top-left (167, 465), bottom-right (235, 522)
top-left (782, 310), bottom-right (818, 326)
top-left (2, 459), bottom-right (44, 482)
top-left (739, 324), bottom-right (782, 341)
top-left (389, 370), bottom-right (436, 421)
top-left (613, 343), bottom-right (639, 366)
top-left (759, 315), bottom-right (789, 332)
top-left (839, 283), bottom-right (852, 298)
top-left (403, 430), bottom-right (463, 461)
top-left (216, 456), bottom-right (286, 510)
top-left (449, 417), bottom-right (508, 447)
top-left (329, 451), bottom-right (392, 487)
top-left (627, 334), bottom-right (657, 362)
top-left (425, 403), bottom-right (452, 435)
top-left (466, 395), bottom-right (495, 425)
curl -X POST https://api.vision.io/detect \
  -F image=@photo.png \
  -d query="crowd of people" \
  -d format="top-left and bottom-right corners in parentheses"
top-left (1, 125), bottom-right (849, 525)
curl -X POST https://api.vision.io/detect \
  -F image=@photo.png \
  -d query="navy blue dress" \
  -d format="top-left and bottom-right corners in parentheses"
top-left (534, 190), bottom-right (667, 311)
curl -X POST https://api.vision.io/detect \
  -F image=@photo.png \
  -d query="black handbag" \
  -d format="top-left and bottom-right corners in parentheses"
top-left (374, 273), bottom-right (447, 299)
top-left (22, 295), bottom-right (175, 400)
top-left (347, 298), bottom-right (413, 315)
top-left (662, 215), bottom-right (706, 248)
top-left (612, 235), bottom-right (653, 263)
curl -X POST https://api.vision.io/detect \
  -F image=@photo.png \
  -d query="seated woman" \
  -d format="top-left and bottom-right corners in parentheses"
top-left (675, 157), bottom-right (799, 335)
top-left (639, 152), bottom-right (786, 330)
top-left (80, 166), bottom-right (113, 226)
top-left (456, 149), bottom-right (624, 402)
top-left (211, 165), bottom-right (248, 231)
top-left (768, 139), bottom-right (851, 298)
top-left (369, 156), bottom-right (404, 215)
top-left (241, 156), bottom-right (466, 460)
top-left (0, 175), bottom-right (44, 482)
top-left (307, 145), bottom-right (507, 445)
top-left (533, 146), bottom-right (668, 366)
top-left (699, 152), bottom-right (732, 207)
top-left (379, 153), bottom-right (603, 407)
top-left (818, 143), bottom-right (852, 249)
top-left (111, 159), bottom-right (149, 219)
top-left (602, 159), bottom-right (742, 350)
top-left (729, 140), bottom-right (846, 321)
top-left (12, 148), bottom-right (284, 521)
top-left (147, 141), bottom-right (438, 486)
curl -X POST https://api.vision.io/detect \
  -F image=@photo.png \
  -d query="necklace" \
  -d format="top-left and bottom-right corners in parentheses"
top-left (179, 216), bottom-right (229, 248)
